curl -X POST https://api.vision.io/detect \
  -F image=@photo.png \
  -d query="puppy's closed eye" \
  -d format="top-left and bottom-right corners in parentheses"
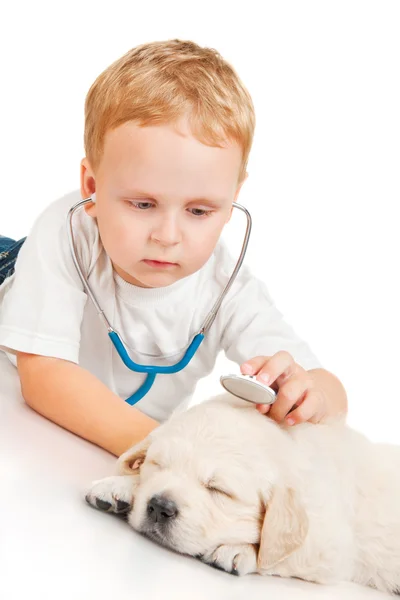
top-left (148, 459), bottom-right (163, 468)
top-left (205, 482), bottom-right (235, 500)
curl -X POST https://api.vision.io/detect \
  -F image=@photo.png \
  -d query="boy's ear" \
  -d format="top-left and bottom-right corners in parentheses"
top-left (116, 437), bottom-right (152, 475)
top-left (80, 157), bottom-right (97, 217)
top-left (234, 171), bottom-right (248, 201)
top-left (227, 171), bottom-right (249, 222)
top-left (257, 485), bottom-right (308, 571)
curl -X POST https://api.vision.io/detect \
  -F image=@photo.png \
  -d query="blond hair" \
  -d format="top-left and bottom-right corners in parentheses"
top-left (84, 39), bottom-right (255, 183)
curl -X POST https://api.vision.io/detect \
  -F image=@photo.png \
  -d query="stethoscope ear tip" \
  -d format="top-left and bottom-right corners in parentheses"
top-left (91, 192), bottom-right (96, 203)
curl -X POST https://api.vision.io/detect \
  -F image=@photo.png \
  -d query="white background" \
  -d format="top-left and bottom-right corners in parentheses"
top-left (1, 0), bottom-right (399, 444)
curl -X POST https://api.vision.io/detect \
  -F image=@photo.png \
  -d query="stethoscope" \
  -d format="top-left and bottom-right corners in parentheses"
top-left (66, 195), bottom-right (277, 408)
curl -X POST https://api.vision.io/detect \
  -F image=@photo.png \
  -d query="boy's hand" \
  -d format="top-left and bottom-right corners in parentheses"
top-left (240, 351), bottom-right (327, 426)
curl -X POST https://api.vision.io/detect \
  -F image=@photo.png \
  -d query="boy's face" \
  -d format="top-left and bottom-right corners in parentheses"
top-left (81, 118), bottom-right (246, 288)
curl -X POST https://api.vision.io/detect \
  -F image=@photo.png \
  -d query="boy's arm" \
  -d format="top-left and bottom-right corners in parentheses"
top-left (16, 352), bottom-right (159, 457)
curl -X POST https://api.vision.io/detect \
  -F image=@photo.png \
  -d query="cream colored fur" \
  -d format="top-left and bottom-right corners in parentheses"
top-left (86, 393), bottom-right (400, 594)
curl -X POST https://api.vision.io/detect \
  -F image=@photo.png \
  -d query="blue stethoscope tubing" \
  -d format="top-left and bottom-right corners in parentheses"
top-left (66, 196), bottom-right (252, 405)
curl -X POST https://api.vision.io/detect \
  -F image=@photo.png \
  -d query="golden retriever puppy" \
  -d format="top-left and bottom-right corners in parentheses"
top-left (85, 393), bottom-right (400, 595)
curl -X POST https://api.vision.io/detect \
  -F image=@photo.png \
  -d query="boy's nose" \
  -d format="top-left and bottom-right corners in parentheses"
top-left (151, 216), bottom-right (181, 246)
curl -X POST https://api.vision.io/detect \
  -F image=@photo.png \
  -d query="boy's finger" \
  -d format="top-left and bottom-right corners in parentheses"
top-left (284, 391), bottom-right (319, 424)
top-left (241, 356), bottom-right (271, 375)
top-left (256, 404), bottom-right (270, 414)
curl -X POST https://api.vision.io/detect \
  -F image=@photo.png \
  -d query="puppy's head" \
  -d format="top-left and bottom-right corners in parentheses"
top-left (117, 394), bottom-right (308, 569)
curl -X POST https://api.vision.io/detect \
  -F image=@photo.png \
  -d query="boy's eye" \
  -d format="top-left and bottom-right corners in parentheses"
top-left (131, 201), bottom-right (153, 210)
top-left (189, 208), bottom-right (212, 217)
top-left (127, 201), bottom-right (212, 217)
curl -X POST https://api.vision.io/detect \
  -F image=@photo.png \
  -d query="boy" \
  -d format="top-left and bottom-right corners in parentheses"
top-left (0, 40), bottom-right (347, 457)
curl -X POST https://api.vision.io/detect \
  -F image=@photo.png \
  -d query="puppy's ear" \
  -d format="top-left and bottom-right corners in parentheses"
top-left (257, 485), bottom-right (308, 571)
top-left (116, 437), bottom-right (152, 475)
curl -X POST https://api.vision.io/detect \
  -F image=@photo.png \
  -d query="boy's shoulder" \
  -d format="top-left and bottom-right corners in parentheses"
top-left (25, 189), bottom-right (100, 276)
top-left (31, 189), bottom-right (98, 248)
top-left (203, 238), bottom-right (263, 306)
top-left (211, 239), bottom-right (254, 284)
top-left (35, 189), bottom-right (83, 225)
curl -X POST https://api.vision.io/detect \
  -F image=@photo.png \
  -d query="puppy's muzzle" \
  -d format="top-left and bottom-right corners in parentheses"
top-left (147, 495), bottom-right (178, 525)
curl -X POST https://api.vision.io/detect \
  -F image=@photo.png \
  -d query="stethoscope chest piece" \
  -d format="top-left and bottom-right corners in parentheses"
top-left (220, 374), bottom-right (277, 405)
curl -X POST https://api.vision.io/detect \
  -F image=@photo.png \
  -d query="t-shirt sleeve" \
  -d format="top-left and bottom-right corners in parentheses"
top-left (219, 268), bottom-right (323, 372)
top-left (0, 194), bottom-right (90, 364)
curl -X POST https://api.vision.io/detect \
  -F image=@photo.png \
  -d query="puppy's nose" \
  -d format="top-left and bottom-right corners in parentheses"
top-left (147, 495), bottom-right (178, 524)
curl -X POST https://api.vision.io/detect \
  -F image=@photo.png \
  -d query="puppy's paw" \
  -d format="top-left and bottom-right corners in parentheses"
top-left (207, 544), bottom-right (258, 576)
top-left (85, 475), bottom-right (138, 514)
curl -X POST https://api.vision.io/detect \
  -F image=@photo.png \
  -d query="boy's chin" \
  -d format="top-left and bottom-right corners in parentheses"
top-left (123, 270), bottom-right (184, 289)
top-left (112, 261), bottom-right (185, 288)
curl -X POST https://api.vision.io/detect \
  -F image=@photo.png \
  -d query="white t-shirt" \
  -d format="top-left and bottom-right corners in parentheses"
top-left (0, 190), bottom-right (322, 422)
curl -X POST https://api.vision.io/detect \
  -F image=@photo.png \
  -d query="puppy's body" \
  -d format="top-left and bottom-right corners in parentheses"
top-left (86, 394), bottom-right (400, 594)
top-left (275, 414), bottom-right (400, 590)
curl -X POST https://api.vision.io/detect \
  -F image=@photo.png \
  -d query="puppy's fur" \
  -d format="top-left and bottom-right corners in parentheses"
top-left (86, 393), bottom-right (400, 594)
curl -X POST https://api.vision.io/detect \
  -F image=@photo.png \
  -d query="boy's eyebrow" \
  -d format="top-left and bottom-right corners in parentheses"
top-left (186, 197), bottom-right (224, 207)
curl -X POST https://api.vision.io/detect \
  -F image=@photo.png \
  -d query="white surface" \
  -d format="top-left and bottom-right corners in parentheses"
top-left (0, 353), bottom-right (389, 600)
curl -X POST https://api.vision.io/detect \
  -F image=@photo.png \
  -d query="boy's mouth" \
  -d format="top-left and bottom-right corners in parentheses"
top-left (143, 259), bottom-right (178, 269)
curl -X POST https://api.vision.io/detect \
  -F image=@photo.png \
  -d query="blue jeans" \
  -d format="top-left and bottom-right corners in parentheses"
top-left (0, 235), bottom-right (27, 285)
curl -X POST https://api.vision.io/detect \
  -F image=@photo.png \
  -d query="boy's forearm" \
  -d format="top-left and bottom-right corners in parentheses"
top-left (16, 353), bottom-right (159, 457)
